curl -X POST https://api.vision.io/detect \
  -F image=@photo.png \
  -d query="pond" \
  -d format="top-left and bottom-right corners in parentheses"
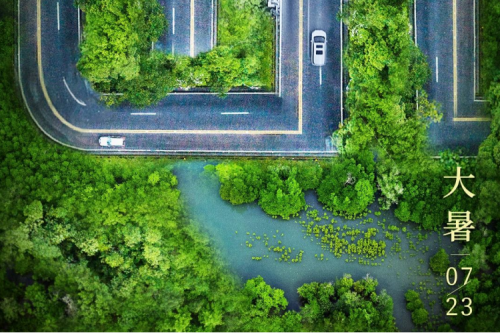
top-left (173, 161), bottom-right (462, 332)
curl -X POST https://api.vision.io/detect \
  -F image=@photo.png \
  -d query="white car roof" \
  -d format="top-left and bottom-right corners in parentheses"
top-left (99, 136), bottom-right (125, 146)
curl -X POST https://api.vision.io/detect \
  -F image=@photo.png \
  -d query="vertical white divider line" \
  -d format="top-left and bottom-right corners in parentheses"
top-left (78, 6), bottom-right (81, 43)
top-left (172, 8), bottom-right (175, 35)
top-left (57, 2), bottom-right (60, 31)
top-left (436, 57), bottom-right (439, 82)
top-left (340, 0), bottom-right (344, 124)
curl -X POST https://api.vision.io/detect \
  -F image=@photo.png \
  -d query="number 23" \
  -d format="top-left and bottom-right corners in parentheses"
top-left (446, 297), bottom-right (472, 316)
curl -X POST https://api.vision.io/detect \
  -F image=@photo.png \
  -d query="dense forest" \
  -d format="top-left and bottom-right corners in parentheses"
top-left (0, 0), bottom-right (397, 330)
top-left (1, 0), bottom-right (500, 330)
top-left (77, 0), bottom-right (275, 106)
top-left (452, 80), bottom-right (500, 331)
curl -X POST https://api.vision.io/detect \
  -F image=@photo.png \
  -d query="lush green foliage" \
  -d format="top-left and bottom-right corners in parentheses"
top-left (405, 290), bottom-right (428, 327)
top-left (392, 152), bottom-right (475, 231)
top-left (317, 152), bottom-right (376, 218)
top-left (77, 0), bottom-right (177, 106)
top-left (375, 158), bottom-right (404, 210)
top-left (214, 162), bottom-right (264, 205)
top-left (238, 276), bottom-right (290, 330)
top-left (217, 0), bottom-right (274, 89)
top-left (77, 0), bottom-right (275, 106)
top-left (212, 157), bottom-right (376, 219)
top-left (298, 275), bottom-right (396, 331)
top-left (0, 8), bottom-right (400, 330)
top-left (478, 0), bottom-right (500, 95)
top-left (441, 87), bottom-right (500, 332)
top-left (211, 161), bottom-right (322, 219)
top-left (258, 165), bottom-right (306, 219)
top-left (476, 83), bottom-right (500, 223)
top-left (429, 248), bottom-right (450, 275)
top-left (335, 0), bottom-right (440, 163)
top-left (1, 10), bottom-right (257, 329)
top-left (333, 0), bottom-right (452, 232)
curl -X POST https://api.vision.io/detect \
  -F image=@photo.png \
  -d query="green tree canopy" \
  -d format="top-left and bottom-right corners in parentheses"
top-left (429, 248), bottom-right (450, 275)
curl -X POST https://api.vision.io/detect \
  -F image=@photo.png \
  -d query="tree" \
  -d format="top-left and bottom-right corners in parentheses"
top-left (297, 281), bottom-right (335, 321)
top-left (298, 275), bottom-right (396, 332)
top-left (459, 243), bottom-right (490, 272)
top-left (259, 165), bottom-right (306, 219)
top-left (411, 308), bottom-right (429, 326)
top-left (317, 156), bottom-right (375, 218)
top-left (215, 162), bottom-right (264, 205)
top-left (376, 159), bottom-right (404, 210)
top-left (78, 0), bottom-right (167, 84)
top-left (336, 0), bottom-right (441, 172)
top-left (295, 161), bottom-right (323, 191)
top-left (243, 276), bottom-right (288, 316)
top-left (404, 289), bottom-right (428, 326)
top-left (429, 248), bottom-right (450, 275)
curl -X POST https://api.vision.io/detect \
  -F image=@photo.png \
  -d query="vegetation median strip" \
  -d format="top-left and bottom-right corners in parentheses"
top-left (77, 0), bottom-right (276, 107)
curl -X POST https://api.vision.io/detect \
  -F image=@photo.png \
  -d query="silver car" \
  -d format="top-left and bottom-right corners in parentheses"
top-left (99, 136), bottom-right (126, 147)
top-left (311, 30), bottom-right (327, 66)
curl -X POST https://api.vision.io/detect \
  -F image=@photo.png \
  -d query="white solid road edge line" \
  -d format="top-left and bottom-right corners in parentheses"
top-left (436, 56), bottom-right (439, 82)
top-left (190, 0), bottom-right (194, 57)
top-left (221, 112), bottom-right (250, 115)
top-left (77, 6), bottom-right (81, 43)
top-left (63, 78), bottom-right (87, 106)
top-left (414, 0), bottom-right (418, 45)
top-left (210, 0), bottom-right (214, 49)
top-left (340, 0), bottom-right (343, 124)
top-left (278, 0), bottom-right (283, 97)
top-left (131, 113), bottom-right (157, 116)
top-left (319, 67), bottom-right (322, 86)
top-left (172, 7), bottom-right (175, 35)
top-left (97, 149), bottom-right (340, 154)
top-left (57, 2), bottom-right (60, 31)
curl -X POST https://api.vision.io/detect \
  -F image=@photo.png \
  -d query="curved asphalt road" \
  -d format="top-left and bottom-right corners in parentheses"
top-left (18, 0), bottom-right (343, 155)
top-left (18, 0), bottom-right (490, 156)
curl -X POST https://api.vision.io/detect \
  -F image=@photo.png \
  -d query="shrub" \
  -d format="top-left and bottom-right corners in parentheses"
top-left (411, 308), bottom-right (429, 326)
top-left (317, 154), bottom-right (375, 218)
top-left (215, 162), bottom-right (264, 205)
top-left (259, 166), bottom-right (305, 219)
top-left (429, 248), bottom-right (450, 275)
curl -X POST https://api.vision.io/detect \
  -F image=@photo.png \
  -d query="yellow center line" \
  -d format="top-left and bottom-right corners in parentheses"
top-left (35, 0), bottom-right (302, 135)
top-left (190, 0), bottom-right (195, 57)
top-left (453, 0), bottom-right (458, 118)
top-left (453, 117), bottom-right (491, 122)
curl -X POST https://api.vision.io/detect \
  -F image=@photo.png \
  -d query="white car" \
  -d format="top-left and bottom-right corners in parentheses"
top-left (311, 30), bottom-right (327, 66)
top-left (99, 136), bottom-right (125, 147)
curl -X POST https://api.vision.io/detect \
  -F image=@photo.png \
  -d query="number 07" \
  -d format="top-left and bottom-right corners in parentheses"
top-left (446, 267), bottom-right (472, 286)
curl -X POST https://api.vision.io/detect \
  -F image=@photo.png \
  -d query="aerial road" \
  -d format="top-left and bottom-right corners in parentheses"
top-left (17, 0), bottom-right (489, 155)
top-left (18, 0), bottom-right (343, 155)
top-left (415, 0), bottom-right (490, 153)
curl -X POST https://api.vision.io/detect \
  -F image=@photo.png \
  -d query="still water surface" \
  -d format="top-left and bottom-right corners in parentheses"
top-left (174, 161), bottom-right (461, 331)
